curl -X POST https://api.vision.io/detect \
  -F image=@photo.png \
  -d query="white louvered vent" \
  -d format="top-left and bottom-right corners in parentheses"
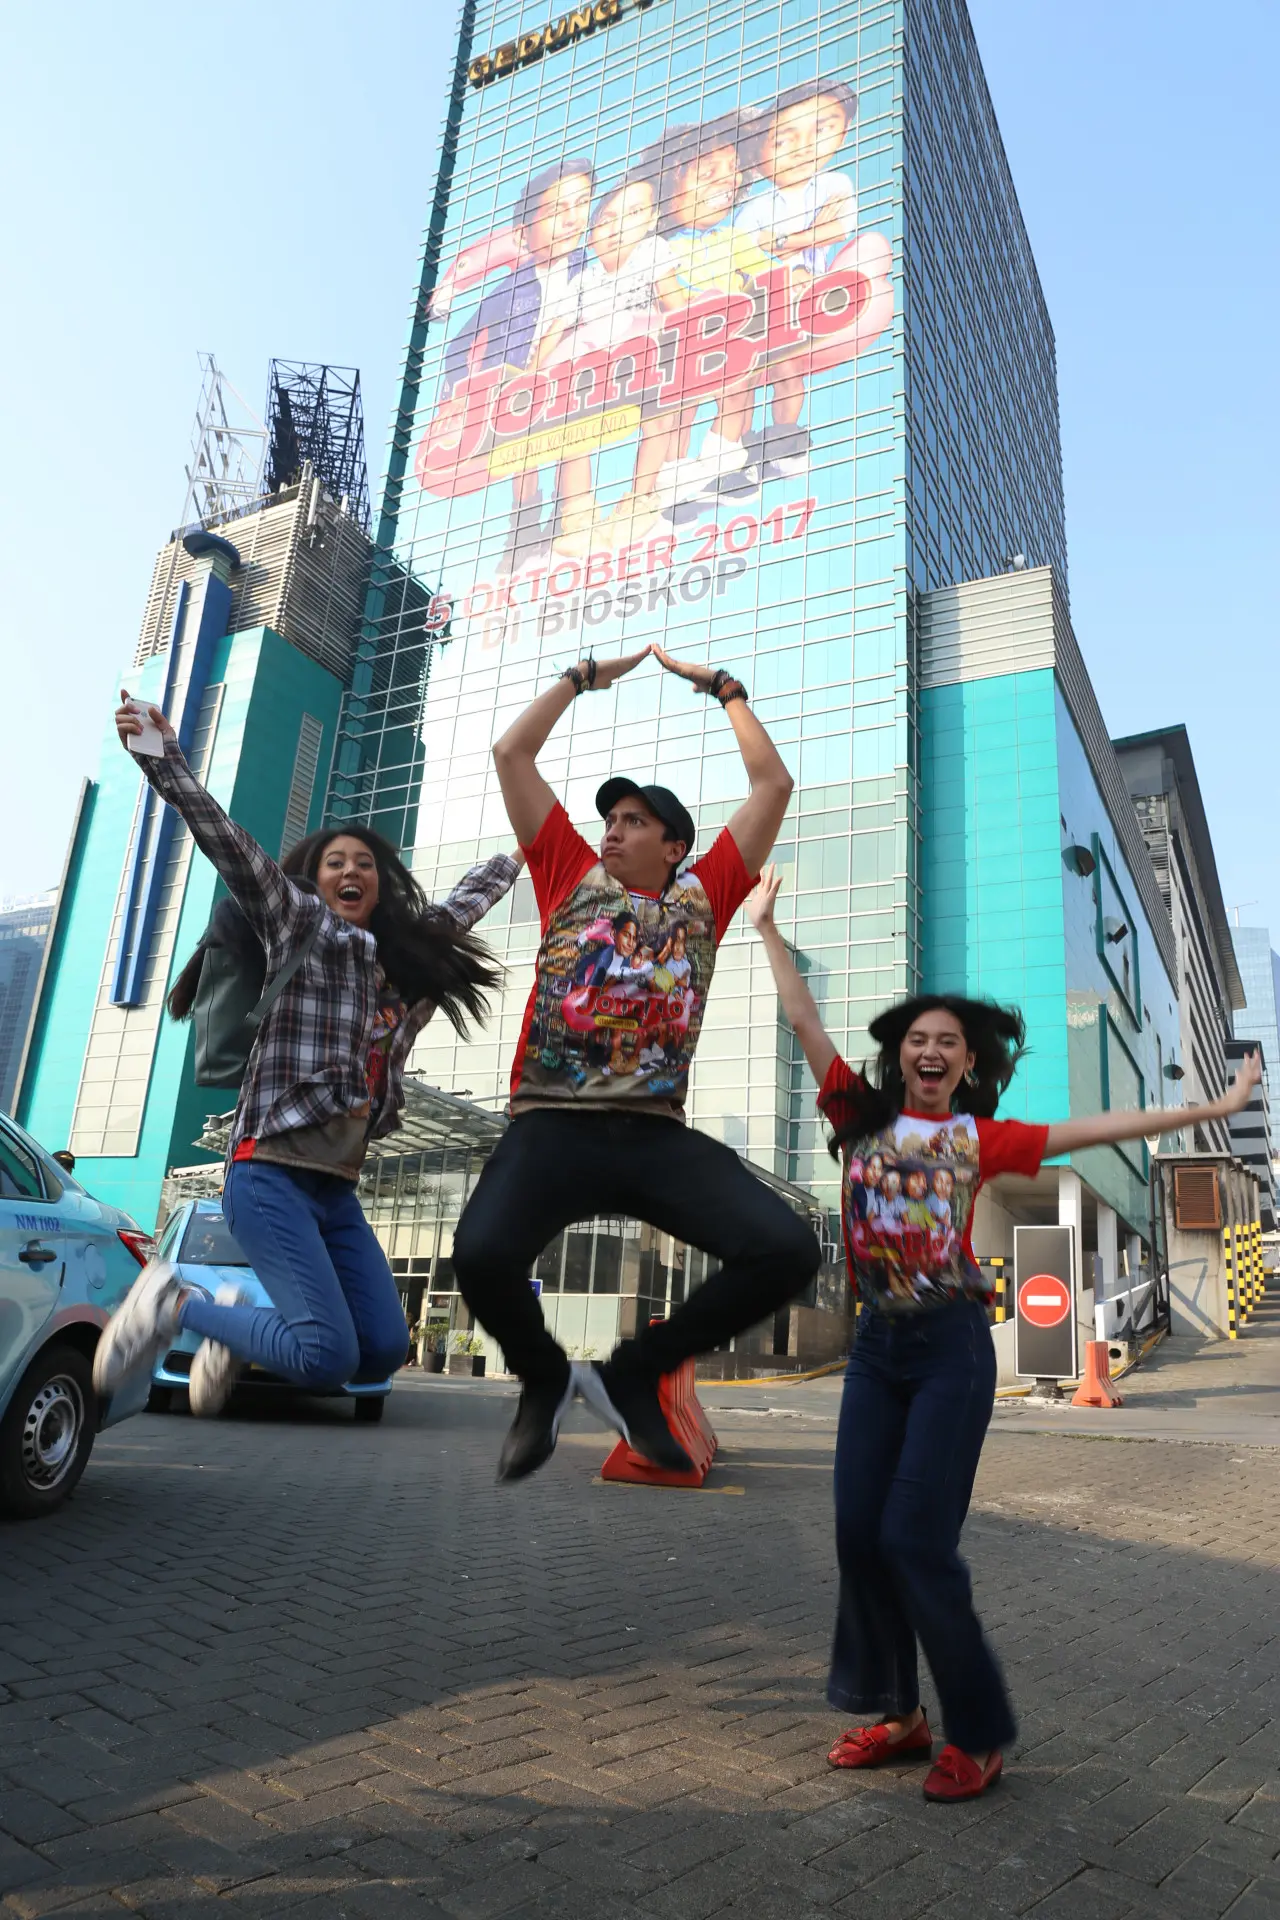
top-left (281, 714), bottom-right (325, 856)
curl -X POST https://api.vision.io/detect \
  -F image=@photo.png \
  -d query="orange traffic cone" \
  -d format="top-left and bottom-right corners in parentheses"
top-left (1072, 1339), bottom-right (1122, 1408)
top-left (601, 1355), bottom-right (718, 1487)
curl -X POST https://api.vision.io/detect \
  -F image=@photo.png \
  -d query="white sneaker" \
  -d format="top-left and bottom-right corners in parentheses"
top-left (188, 1286), bottom-right (247, 1418)
top-left (93, 1260), bottom-right (185, 1398)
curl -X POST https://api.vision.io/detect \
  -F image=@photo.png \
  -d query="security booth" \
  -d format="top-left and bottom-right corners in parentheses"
top-left (1153, 1151), bottom-right (1264, 1341)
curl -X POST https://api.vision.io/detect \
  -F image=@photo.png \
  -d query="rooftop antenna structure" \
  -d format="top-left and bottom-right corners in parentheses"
top-left (1230, 902), bottom-right (1259, 928)
top-left (264, 361), bottom-right (371, 534)
top-left (179, 352), bottom-right (268, 531)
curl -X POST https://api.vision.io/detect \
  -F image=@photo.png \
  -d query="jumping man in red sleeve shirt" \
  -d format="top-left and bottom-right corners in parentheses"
top-left (452, 644), bottom-right (821, 1482)
top-left (748, 862), bottom-right (1263, 1805)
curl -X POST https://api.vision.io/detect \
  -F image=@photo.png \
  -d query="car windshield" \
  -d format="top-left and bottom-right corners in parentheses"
top-left (178, 1211), bottom-right (251, 1267)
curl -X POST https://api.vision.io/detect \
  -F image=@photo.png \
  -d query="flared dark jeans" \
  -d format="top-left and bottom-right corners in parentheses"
top-left (828, 1295), bottom-right (1016, 1754)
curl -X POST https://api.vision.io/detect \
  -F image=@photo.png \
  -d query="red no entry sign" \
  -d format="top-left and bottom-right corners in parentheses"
top-left (1018, 1273), bottom-right (1071, 1328)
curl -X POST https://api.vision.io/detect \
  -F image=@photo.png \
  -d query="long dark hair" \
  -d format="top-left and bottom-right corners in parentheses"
top-left (828, 994), bottom-right (1027, 1156)
top-left (167, 825), bottom-right (501, 1037)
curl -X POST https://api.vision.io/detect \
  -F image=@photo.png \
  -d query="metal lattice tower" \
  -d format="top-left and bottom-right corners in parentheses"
top-left (180, 352), bottom-right (268, 530)
top-left (265, 362), bottom-right (371, 535)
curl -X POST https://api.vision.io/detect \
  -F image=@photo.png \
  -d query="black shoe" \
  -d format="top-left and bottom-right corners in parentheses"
top-left (497, 1358), bottom-right (576, 1483)
top-left (578, 1355), bottom-right (693, 1473)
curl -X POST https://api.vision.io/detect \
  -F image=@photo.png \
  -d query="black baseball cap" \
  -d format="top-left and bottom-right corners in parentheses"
top-left (596, 778), bottom-right (695, 854)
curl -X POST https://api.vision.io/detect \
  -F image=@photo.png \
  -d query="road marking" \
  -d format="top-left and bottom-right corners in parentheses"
top-left (592, 1477), bottom-right (744, 1495)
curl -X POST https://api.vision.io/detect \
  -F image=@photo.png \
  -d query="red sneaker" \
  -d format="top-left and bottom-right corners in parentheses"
top-left (827, 1717), bottom-right (933, 1769)
top-left (922, 1745), bottom-right (1003, 1801)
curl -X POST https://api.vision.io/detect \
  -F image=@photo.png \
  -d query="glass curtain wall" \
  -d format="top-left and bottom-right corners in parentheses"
top-left (359, 0), bottom-right (1067, 1212)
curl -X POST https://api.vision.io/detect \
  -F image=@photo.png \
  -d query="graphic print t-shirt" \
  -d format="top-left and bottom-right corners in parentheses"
top-left (511, 803), bottom-right (754, 1119)
top-left (818, 1056), bottom-right (1049, 1313)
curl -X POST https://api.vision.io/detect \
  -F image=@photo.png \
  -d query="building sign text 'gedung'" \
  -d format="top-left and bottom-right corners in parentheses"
top-left (469, 0), bottom-right (653, 86)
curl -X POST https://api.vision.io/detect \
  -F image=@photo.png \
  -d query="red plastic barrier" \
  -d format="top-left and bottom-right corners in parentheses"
top-left (601, 1355), bottom-right (718, 1487)
top-left (1071, 1339), bottom-right (1123, 1409)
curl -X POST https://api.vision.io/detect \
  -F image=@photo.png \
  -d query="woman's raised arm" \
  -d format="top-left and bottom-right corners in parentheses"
top-left (1042, 1050), bottom-right (1262, 1159)
top-left (747, 865), bottom-right (837, 1085)
top-left (116, 692), bottom-right (316, 955)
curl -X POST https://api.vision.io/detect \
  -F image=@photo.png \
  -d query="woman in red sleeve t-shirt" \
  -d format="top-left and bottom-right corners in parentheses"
top-left (748, 865), bottom-right (1261, 1804)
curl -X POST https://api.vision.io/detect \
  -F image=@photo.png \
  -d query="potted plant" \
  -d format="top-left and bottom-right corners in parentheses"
top-left (447, 1332), bottom-right (487, 1377)
top-left (421, 1321), bottom-right (449, 1372)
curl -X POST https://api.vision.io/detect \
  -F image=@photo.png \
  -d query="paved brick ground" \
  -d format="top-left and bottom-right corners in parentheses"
top-left (2, 1376), bottom-right (1279, 1919)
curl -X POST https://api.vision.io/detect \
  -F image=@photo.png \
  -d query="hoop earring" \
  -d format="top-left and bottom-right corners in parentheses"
top-left (963, 1068), bottom-right (978, 1088)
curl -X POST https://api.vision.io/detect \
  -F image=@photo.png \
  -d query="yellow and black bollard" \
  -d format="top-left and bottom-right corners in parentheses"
top-left (1224, 1226), bottom-right (1238, 1340)
top-left (990, 1257), bottom-right (1007, 1324)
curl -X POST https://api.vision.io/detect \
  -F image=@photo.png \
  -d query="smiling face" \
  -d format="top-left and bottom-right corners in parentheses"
top-left (525, 172), bottom-right (594, 265)
top-left (933, 1169), bottom-right (954, 1200)
top-left (316, 835), bottom-right (380, 928)
top-left (905, 1170), bottom-right (928, 1201)
top-left (762, 92), bottom-right (850, 188)
top-left (899, 1007), bottom-right (976, 1115)
top-left (669, 141), bottom-right (741, 230)
top-left (592, 180), bottom-right (658, 271)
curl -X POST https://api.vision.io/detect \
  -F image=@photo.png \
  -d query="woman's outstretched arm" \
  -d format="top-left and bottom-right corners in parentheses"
top-left (747, 864), bottom-right (837, 1085)
top-left (115, 691), bottom-right (315, 956)
top-left (1043, 1051), bottom-right (1262, 1158)
top-left (435, 848), bottom-right (525, 932)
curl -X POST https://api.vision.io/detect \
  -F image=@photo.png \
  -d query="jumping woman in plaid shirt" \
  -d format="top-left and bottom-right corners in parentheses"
top-left (93, 693), bottom-right (520, 1417)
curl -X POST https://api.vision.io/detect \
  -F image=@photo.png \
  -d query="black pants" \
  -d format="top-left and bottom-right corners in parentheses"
top-left (828, 1297), bottom-right (1015, 1753)
top-left (452, 1108), bottom-right (822, 1382)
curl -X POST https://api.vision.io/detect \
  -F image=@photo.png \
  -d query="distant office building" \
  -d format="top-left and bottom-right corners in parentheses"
top-left (1114, 727), bottom-right (1244, 1154)
top-left (1231, 924), bottom-right (1280, 1199)
top-left (1225, 1038), bottom-right (1275, 1231)
top-left (1232, 928), bottom-right (1280, 1107)
top-left (0, 892), bottom-right (56, 1112)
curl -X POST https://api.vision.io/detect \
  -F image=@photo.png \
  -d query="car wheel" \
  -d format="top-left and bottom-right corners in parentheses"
top-left (147, 1386), bottom-right (174, 1414)
top-left (353, 1396), bottom-right (386, 1424)
top-left (0, 1345), bottom-right (97, 1518)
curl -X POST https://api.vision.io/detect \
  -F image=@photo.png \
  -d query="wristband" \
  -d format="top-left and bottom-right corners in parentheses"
top-left (561, 656), bottom-right (597, 696)
top-left (706, 669), bottom-right (749, 706)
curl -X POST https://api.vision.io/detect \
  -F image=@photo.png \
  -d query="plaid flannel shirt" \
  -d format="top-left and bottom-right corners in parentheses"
top-left (141, 736), bottom-right (518, 1170)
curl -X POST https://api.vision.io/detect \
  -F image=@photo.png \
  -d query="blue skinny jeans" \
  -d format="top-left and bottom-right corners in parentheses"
top-left (178, 1162), bottom-right (409, 1390)
top-left (828, 1295), bottom-right (1015, 1754)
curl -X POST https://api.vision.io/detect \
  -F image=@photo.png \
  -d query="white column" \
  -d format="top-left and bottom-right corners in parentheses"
top-left (1126, 1231), bottom-right (1144, 1283)
top-left (1058, 1166), bottom-right (1089, 1352)
top-left (1096, 1203), bottom-right (1119, 1300)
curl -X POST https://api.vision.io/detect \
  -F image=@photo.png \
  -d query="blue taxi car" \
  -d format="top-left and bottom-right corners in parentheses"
top-left (0, 1112), bottom-right (158, 1517)
top-left (150, 1198), bottom-right (393, 1421)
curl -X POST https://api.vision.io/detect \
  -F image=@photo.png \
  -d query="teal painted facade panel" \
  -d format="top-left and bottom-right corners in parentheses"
top-left (19, 628), bottom-right (344, 1229)
top-left (918, 667), bottom-right (1181, 1233)
top-left (919, 667), bottom-right (1069, 1127)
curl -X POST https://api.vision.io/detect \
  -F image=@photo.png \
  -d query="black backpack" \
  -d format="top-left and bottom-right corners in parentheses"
top-left (188, 896), bottom-right (322, 1087)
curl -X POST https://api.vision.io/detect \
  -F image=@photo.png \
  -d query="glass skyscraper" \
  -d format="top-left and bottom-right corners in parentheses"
top-left (341, 0), bottom-right (1068, 1206)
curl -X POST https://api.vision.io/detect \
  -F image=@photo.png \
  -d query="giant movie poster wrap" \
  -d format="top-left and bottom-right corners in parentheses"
top-left (413, 63), bottom-right (894, 646)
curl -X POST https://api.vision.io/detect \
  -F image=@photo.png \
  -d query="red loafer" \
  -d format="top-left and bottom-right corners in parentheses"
top-left (922, 1744), bottom-right (1003, 1801)
top-left (827, 1717), bottom-right (933, 1769)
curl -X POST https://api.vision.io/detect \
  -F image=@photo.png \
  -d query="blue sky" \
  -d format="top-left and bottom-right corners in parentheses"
top-left (1, 0), bottom-right (1276, 949)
